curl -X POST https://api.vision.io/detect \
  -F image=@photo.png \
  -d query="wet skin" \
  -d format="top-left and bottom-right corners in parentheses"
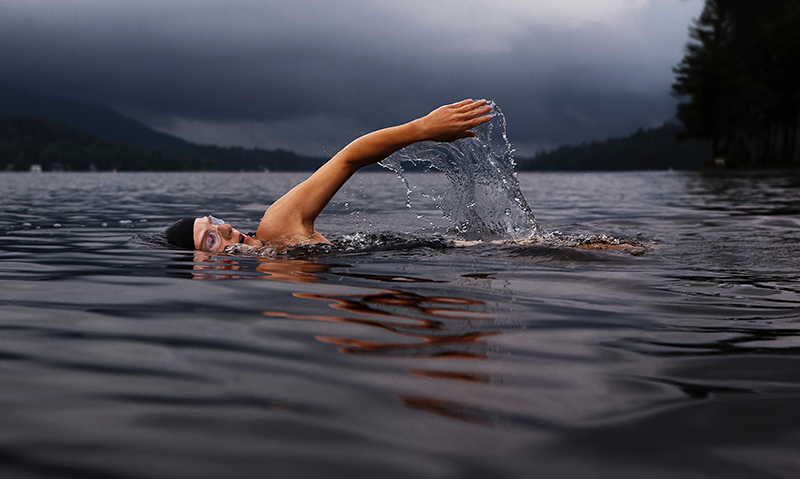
top-left (192, 216), bottom-right (261, 253)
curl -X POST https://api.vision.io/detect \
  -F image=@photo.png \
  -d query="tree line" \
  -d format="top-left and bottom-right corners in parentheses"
top-left (0, 113), bottom-right (324, 172)
top-left (672, 0), bottom-right (800, 167)
top-left (518, 123), bottom-right (710, 171)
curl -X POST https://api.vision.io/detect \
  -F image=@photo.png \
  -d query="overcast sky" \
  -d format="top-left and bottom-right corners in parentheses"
top-left (1, 0), bottom-right (704, 157)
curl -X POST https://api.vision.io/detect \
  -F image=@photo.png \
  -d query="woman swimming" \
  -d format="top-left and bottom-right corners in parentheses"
top-left (165, 99), bottom-right (493, 252)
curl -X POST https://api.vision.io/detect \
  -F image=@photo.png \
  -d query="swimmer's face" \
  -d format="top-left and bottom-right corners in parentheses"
top-left (193, 216), bottom-right (256, 253)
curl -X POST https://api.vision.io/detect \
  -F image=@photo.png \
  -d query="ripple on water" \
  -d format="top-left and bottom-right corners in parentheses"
top-left (2, 166), bottom-right (800, 477)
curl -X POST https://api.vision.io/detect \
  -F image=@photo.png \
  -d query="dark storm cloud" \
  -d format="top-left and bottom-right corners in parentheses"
top-left (1, 0), bottom-right (704, 156)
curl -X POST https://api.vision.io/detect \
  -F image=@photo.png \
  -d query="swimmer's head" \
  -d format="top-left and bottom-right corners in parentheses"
top-left (165, 217), bottom-right (196, 250)
top-left (165, 216), bottom-right (257, 252)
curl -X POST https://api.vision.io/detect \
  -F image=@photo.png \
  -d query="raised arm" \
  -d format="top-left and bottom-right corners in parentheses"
top-left (255, 99), bottom-right (492, 244)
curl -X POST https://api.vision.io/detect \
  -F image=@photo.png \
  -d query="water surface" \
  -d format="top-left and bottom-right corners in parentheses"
top-left (1, 170), bottom-right (799, 478)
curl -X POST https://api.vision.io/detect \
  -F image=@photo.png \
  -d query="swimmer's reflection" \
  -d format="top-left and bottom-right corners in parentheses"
top-left (185, 252), bottom-right (501, 424)
top-left (187, 251), bottom-right (338, 283)
top-left (261, 273), bottom-right (502, 424)
top-left (266, 289), bottom-right (496, 359)
top-left (265, 287), bottom-right (501, 424)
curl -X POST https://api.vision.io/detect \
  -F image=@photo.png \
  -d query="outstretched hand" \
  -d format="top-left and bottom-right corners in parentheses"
top-left (415, 99), bottom-right (493, 143)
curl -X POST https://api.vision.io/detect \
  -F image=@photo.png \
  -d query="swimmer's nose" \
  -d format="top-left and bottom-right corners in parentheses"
top-left (219, 224), bottom-right (234, 240)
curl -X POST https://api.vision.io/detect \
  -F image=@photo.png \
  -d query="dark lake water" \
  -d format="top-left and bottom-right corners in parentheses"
top-left (1, 170), bottom-right (799, 478)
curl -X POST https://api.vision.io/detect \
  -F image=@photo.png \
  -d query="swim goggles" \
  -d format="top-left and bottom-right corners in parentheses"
top-left (202, 216), bottom-right (226, 252)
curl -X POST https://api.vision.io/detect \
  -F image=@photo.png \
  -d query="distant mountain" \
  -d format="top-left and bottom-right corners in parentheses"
top-left (0, 111), bottom-right (325, 172)
top-left (0, 113), bottom-right (213, 171)
top-left (518, 123), bottom-right (713, 171)
top-left (0, 85), bottom-right (189, 147)
top-left (7, 86), bottom-right (712, 173)
top-left (0, 86), bottom-right (326, 171)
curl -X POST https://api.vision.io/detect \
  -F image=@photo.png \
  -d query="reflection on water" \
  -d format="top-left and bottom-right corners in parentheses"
top-left (191, 252), bottom-right (501, 423)
top-left (283, 291), bottom-right (492, 356)
top-left (2, 171), bottom-right (800, 478)
top-left (277, 288), bottom-right (498, 422)
top-left (686, 171), bottom-right (800, 215)
top-left (190, 251), bottom-right (340, 283)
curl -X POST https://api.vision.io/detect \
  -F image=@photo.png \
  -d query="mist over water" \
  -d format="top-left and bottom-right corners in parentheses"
top-left (380, 102), bottom-right (541, 241)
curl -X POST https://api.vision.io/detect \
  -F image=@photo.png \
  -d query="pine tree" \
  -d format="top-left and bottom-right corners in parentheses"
top-left (672, 0), bottom-right (800, 166)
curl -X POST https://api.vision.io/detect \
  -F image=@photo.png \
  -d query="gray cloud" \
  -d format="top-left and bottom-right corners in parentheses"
top-left (1, 0), bottom-right (704, 156)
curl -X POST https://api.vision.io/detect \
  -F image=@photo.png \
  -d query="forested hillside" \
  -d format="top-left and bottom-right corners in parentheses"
top-left (518, 123), bottom-right (711, 171)
top-left (0, 113), bottom-right (324, 172)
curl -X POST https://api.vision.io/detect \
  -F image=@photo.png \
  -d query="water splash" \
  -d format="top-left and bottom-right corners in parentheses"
top-left (379, 101), bottom-right (541, 241)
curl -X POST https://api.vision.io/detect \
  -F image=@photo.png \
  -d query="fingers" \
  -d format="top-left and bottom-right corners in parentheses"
top-left (472, 105), bottom-right (493, 119)
top-left (440, 99), bottom-right (492, 120)
top-left (453, 100), bottom-right (492, 140)
top-left (464, 107), bottom-right (492, 128)
top-left (423, 99), bottom-right (493, 142)
top-left (452, 99), bottom-right (476, 108)
top-left (461, 100), bottom-right (492, 120)
top-left (466, 99), bottom-right (488, 109)
top-left (451, 98), bottom-right (489, 111)
top-left (474, 107), bottom-right (493, 121)
top-left (468, 99), bottom-right (489, 109)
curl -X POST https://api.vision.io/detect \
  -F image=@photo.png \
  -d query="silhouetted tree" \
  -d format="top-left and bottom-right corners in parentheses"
top-left (672, 0), bottom-right (800, 166)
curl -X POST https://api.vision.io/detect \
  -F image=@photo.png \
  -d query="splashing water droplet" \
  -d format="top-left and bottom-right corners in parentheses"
top-left (380, 101), bottom-right (540, 241)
